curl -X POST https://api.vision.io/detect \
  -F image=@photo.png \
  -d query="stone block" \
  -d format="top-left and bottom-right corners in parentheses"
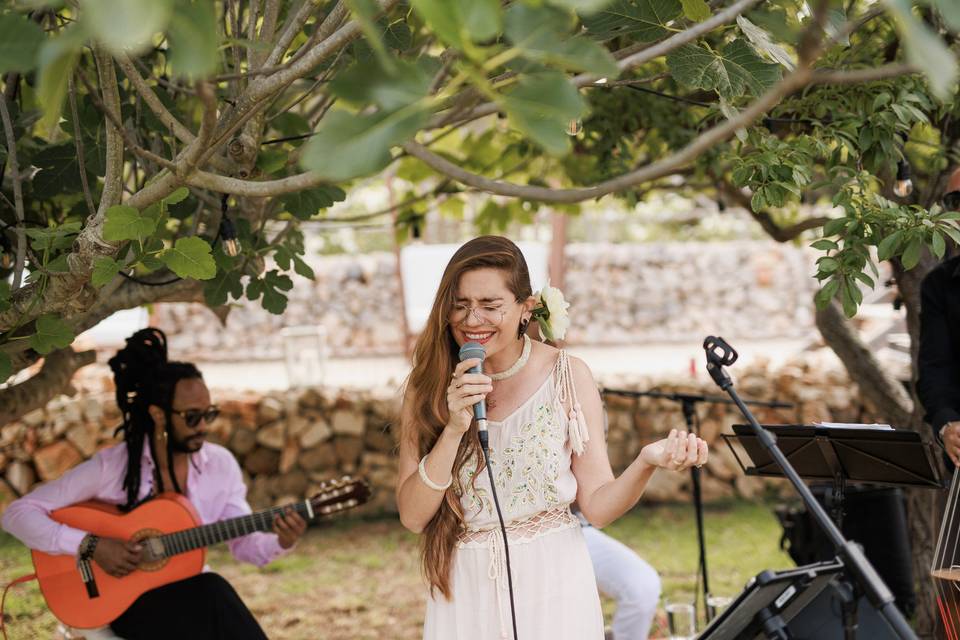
top-left (256, 422), bottom-right (286, 450)
top-left (364, 427), bottom-right (395, 453)
top-left (34, 441), bottom-right (83, 482)
top-left (5, 461), bottom-right (35, 496)
top-left (299, 443), bottom-right (338, 472)
top-left (66, 423), bottom-right (99, 458)
top-left (298, 418), bottom-right (332, 449)
top-left (257, 396), bottom-right (284, 424)
top-left (230, 428), bottom-right (258, 456)
top-left (331, 410), bottom-right (365, 437)
top-left (0, 479), bottom-right (16, 512)
top-left (334, 436), bottom-right (363, 466)
top-left (244, 448), bottom-right (280, 475)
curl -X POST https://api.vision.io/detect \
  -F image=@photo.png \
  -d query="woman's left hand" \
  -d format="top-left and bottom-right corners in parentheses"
top-left (639, 429), bottom-right (708, 472)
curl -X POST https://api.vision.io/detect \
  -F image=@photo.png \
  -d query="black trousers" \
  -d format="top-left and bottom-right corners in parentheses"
top-left (110, 573), bottom-right (268, 640)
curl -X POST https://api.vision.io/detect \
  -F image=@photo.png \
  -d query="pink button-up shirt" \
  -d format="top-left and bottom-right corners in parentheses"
top-left (2, 441), bottom-right (287, 567)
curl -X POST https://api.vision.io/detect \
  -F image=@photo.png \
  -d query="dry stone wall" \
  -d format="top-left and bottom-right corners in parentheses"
top-left (151, 242), bottom-right (817, 359)
top-left (0, 357), bottom-right (875, 518)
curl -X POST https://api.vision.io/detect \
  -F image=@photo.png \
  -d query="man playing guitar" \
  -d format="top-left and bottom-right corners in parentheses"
top-left (2, 328), bottom-right (306, 639)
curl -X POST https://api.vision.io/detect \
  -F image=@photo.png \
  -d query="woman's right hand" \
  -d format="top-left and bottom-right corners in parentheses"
top-left (92, 537), bottom-right (143, 577)
top-left (445, 358), bottom-right (493, 435)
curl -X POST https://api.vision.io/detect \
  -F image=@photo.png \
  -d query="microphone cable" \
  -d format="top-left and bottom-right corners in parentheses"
top-left (479, 430), bottom-right (519, 640)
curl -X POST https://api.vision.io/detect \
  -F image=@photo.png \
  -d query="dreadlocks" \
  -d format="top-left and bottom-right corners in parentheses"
top-left (107, 327), bottom-right (202, 511)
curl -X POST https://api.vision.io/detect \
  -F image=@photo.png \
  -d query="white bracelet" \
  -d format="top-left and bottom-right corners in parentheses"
top-left (418, 455), bottom-right (452, 491)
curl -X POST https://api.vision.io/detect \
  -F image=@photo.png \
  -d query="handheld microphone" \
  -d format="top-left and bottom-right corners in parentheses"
top-left (458, 341), bottom-right (488, 449)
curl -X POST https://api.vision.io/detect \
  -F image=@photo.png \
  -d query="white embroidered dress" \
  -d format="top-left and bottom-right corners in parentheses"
top-left (423, 351), bottom-right (604, 640)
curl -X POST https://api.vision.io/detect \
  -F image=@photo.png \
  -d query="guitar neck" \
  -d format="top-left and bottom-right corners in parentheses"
top-left (158, 501), bottom-right (311, 557)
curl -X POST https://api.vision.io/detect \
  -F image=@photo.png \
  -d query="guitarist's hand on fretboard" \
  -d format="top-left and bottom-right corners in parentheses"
top-left (93, 538), bottom-right (144, 577)
top-left (273, 507), bottom-right (308, 549)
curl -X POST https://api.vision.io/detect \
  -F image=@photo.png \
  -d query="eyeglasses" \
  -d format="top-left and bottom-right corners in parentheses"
top-left (449, 304), bottom-right (507, 326)
top-left (943, 190), bottom-right (960, 211)
top-left (171, 405), bottom-right (220, 428)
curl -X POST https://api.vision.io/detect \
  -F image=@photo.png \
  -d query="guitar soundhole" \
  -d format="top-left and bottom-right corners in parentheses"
top-left (132, 528), bottom-right (168, 572)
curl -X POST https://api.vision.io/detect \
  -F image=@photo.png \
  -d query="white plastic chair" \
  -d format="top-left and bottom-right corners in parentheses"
top-left (60, 625), bottom-right (126, 640)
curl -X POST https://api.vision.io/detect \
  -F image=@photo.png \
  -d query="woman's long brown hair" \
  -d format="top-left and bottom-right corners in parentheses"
top-left (404, 236), bottom-right (533, 599)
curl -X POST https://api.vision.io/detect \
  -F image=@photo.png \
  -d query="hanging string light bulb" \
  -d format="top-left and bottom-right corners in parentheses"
top-left (893, 159), bottom-right (913, 198)
top-left (566, 118), bottom-right (583, 136)
top-left (218, 194), bottom-right (241, 257)
top-left (0, 233), bottom-right (11, 269)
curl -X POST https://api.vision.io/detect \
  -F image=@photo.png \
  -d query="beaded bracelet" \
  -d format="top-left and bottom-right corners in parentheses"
top-left (418, 455), bottom-right (452, 491)
top-left (78, 534), bottom-right (100, 561)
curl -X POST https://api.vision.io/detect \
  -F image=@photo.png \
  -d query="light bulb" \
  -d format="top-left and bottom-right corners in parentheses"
top-left (219, 217), bottom-right (241, 257)
top-left (566, 119), bottom-right (583, 136)
top-left (893, 159), bottom-right (913, 198)
top-left (0, 235), bottom-right (11, 269)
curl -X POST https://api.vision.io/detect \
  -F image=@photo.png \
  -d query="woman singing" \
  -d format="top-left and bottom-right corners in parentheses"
top-left (396, 235), bottom-right (707, 639)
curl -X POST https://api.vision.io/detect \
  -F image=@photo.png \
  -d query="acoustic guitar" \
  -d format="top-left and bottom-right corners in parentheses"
top-left (31, 476), bottom-right (370, 629)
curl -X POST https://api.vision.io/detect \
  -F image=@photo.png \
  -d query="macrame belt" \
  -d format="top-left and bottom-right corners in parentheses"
top-left (456, 506), bottom-right (579, 639)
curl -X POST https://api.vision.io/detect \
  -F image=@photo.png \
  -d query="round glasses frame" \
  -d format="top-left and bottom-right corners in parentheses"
top-left (449, 304), bottom-right (508, 326)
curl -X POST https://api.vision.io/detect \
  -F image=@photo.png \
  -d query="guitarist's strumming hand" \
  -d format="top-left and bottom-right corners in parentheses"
top-left (92, 538), bottom-right (143, 577)
top-left (273, 507), bottom-right (307, 549)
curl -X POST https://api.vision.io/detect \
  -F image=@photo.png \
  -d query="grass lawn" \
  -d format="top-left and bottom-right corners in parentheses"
top-left (0, 499), bottom-right (790, 639)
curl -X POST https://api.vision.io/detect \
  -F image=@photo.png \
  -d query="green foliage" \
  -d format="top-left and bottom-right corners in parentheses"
top-left (811, 174), bottom-right (960, 316)
top-left (35, 27), bottom-right (83, 137)
top-left (0, 12), bottom-right (44, 74)
top-left (502, 73), bottom-right (585, 156)
top-left (246, 269), bottom-right (294, 314)
top-left (203, 268), bottom-right (244, 307)
top-left (159, 237), bottom-right (217, 280)
top-left (103, 205), bottom-right (158, 244)
top-left (280, 186), bottom-right (347, 220)
top-left (504, 5), bottom-right (618, 77)
top-left (546, 0), bottom-right (615, 14)
top-left (301, 107), bottom-right (428, 180)
top-left (668, 39), bottom-right (782, 99)
top-left (582, 0), bottom-right (682, 41)
top-left (330, 58), bottom-right (434, 111)
top-left (82, 0), bottom-right (173, 54)
top-left (884, 0), bottom-right (958, 100)
top-left (680, 0), bottom-right (711, 22)
top-left (91, 257), bottom-right (123, 288)
top-left (167, 0), bottom-right (220, 78)
top-left (409, 0), bottom-right (502, 52)
top-left (29, 314), bottom-right (74, 355)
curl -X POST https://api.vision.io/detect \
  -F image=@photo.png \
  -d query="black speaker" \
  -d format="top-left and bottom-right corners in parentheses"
top-left (786, 579), bottom-right (901, 640)
top-left (776, 485), bottom-right (916, 618)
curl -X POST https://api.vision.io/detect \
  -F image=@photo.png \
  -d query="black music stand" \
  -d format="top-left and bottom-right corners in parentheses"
top-left (697, 560), bottom-right (844, 640)
top-left (721, 424), bottom-right (943, 528)
top-left (601, 387), bottom-right (792, 622)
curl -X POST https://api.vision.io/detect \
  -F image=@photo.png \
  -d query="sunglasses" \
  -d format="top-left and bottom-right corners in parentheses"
top-left (944, 190), bottom-right (960, 211)
top-left (171, 405), bottom-right (220, 428)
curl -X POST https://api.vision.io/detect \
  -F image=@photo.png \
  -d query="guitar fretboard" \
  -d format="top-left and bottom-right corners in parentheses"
top-left (158, 502), bottom-right (312, 557)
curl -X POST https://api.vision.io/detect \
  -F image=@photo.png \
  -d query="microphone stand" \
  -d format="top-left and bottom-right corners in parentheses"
top-left (701, 336), bottom-right (917, 640)
top-left (601, 387), bottom-right (793, 623)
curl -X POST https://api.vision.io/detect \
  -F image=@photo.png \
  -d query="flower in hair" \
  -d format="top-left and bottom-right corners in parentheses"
top-left (532, 280), bottom-right (570, 342)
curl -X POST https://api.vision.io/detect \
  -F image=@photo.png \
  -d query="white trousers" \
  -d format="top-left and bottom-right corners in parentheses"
top-left (583, 525), bottom-right (661, 640)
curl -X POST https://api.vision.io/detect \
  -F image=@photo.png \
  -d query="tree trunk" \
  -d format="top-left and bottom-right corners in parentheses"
top-left (816, 256), bottom-right (947, 638)
top-left (894, 257), bottom-right (947, 639)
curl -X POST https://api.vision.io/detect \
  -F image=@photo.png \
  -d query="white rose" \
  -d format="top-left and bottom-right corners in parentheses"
top-left (537, 283), bottom-right (571, 341)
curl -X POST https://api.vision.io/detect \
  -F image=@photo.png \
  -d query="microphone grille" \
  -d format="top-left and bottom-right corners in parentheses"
top-left (458, 342), bottom-right (485, 362)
